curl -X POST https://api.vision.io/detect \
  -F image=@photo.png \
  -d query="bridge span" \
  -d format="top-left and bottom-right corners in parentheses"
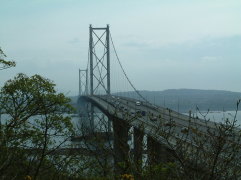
top-left (81, 94), bottom-right (217, 140)
top-left (79, 94), bottom-right (218, 174)
top-left (76, 25), bottom-right (239, 177)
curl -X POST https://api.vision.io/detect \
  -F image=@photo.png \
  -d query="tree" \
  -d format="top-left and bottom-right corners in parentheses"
top-left (146, 103), bottom-right (241, 180)
top-left (74, 98), bottom-right (241, 180)
top-left (0, 47), bottom-right (15, 70)
top-left (0, 73), bottom-right (74, 179)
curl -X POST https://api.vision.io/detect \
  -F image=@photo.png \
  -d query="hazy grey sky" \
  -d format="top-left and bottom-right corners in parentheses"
top-left (1, 0), bottom-right (241, 95)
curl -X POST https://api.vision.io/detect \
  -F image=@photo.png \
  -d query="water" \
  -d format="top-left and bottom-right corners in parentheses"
top-left (2, 110), bottom-right (241, 149)
top-left (183, 110), bottom-right (241, 125)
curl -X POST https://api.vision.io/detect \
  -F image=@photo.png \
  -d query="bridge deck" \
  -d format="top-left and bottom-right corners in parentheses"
top-left (80, 95), bottom-right (218, 148)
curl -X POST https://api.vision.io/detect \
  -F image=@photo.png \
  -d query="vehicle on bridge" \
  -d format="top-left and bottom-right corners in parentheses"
top-left (164, 120), bottom-right (176, 127)
top-left (135, 101), bottom-right (141, 106)
top-left (150, 116), bottom-right (157, 121)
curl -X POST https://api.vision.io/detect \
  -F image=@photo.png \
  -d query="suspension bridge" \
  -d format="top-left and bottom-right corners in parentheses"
top-left (77, 25), bottom-right (217, 175)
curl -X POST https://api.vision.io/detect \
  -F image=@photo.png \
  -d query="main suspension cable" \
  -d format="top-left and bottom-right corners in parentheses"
top-left (109, 32), bottom-right (147, 102)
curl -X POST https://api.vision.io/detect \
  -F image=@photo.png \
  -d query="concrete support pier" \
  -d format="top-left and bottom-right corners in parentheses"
top-left (133, 127), bottom-right (144, 176)
top-left (112, 117), bottom-right (130, 175)
top-left (147, 136), bottom-right (173, 165)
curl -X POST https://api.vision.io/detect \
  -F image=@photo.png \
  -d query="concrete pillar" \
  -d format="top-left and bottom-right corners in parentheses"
top-left (133, 128), bottom-right (144, 175)
top-left (147, 136), bottom-right (173, 165)
top-left (112, 117), bottom-right (130, 175)
top-left (90, 104), bottom-right (94, 133)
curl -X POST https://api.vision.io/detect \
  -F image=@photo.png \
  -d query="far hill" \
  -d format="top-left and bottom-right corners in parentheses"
top-left (71, 89), bottom-right (241, 113)
top-left (117, 89), bottom-right (241, 113)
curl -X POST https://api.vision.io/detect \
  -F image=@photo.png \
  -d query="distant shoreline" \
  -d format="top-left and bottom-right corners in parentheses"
top-left (70, 89), bottom-right (241, 112)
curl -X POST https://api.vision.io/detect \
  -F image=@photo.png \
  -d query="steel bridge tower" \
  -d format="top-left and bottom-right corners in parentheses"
top-left (79, 69), bottom-right (88, 96)
top-left (79, 25), bottom-right (111, 133)
top-left (89, 24), bottom-right (110, 95)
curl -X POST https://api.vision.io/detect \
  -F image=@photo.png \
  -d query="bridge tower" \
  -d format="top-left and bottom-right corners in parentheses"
top-left (87, 25), bottom-right (112, 133)
top-left (79, 69), bottom-right (88, 96)
top-left (89, 24), bottom-right (110, 95)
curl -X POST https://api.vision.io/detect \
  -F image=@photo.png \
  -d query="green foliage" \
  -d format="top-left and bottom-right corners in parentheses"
top-left (142, 162), bottom-right (178, 180)
top-left (0, 73), bottom-right (74, 179)
top-left (1, 46), bottom-right (241, 180)
top-left (0, 47), bottom-right (16, 70)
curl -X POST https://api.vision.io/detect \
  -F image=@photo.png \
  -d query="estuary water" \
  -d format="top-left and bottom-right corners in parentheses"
top-left (183, 110), bottom-right (241, 125)
top-left (1, 110), bottom-right (241, 149)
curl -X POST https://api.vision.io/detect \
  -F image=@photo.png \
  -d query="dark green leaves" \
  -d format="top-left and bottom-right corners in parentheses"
top-left (0, 47), bottom-right (16, 70)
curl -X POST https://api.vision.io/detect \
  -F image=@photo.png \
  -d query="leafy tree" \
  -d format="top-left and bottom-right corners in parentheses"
top-left (75, 99), bottom-right (241, 180)
top-left (0, 73), bottom-right (74, 179)
top-left (0, 47), bottom-right (15, 70)
top-left (151, 103), bottom-right (241, 180)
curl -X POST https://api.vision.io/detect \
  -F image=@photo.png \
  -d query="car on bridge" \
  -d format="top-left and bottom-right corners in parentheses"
top-left (136, 101), bottom-right (141, 106)
top-left (164, 120), bottom-right (176, 127)
top-left (150, 116), bottom-right (157, 121)
top-left (130, 110), bottom-right (135, 116)
top-left (181, 127), bottom-right (189, 134)
top-left (135, 109), bottom-right (146, 117)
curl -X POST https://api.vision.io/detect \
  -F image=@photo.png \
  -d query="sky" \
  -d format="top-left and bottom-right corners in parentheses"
top-left (1, 0), bottom-right (241, 95)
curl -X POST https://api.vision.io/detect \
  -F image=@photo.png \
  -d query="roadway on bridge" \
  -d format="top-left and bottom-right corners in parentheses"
top-left (82, 95), bottom-right (218, 148)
